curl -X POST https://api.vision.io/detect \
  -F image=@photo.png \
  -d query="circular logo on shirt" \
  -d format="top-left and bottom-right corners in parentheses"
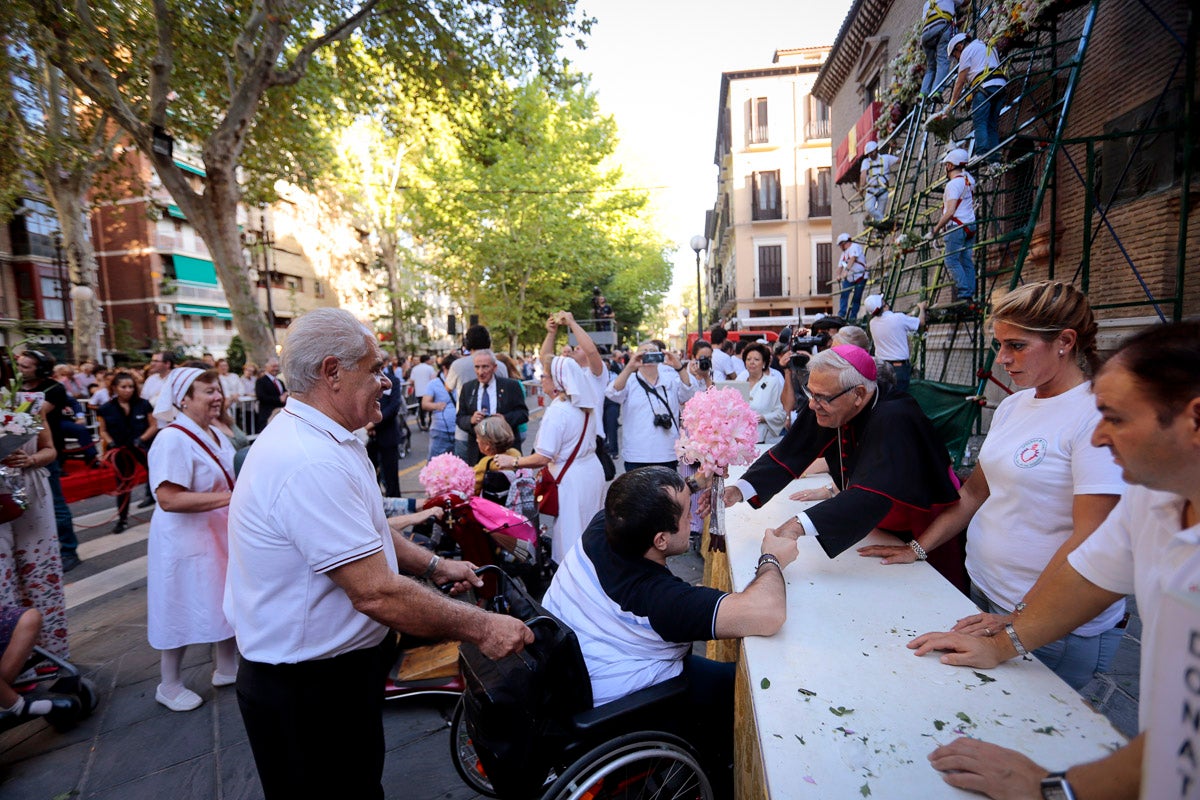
top-left (1013, 438), bottom-right (1048, 468)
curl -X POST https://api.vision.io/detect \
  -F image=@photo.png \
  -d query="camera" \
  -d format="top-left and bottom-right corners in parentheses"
top-left (642, 352), bottom-right (665, 364)
top-left (697, 355), bottom-right (712, 372)
top-left (790, 333), bottom-right (831, 352)
top-left (652, 413), bottom-right (673, 430)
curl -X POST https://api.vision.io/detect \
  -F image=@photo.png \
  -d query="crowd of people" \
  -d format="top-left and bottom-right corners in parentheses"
top-left (0, 286), bottom-right (1192, 800)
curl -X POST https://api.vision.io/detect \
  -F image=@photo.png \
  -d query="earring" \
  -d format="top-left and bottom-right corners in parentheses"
top-left (1058, 350), bottom-right (1064, 356)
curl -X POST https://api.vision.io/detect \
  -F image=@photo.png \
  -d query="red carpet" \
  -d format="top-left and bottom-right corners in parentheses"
top-left (59, 459), bottom-right (147, 504)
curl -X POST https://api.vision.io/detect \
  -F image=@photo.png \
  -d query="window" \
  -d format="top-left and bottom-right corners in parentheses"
top-left (752, 170), bottom-right (782, 221)
top-left (201, 316), bottom-right (215, 330)
top-left (864, 77), bottom-right (880, 111)
top-left (806, 95), bottom-right (831, 140)
top-left (40, 276), bottom-right (68, 322)
top-left (314, 280), bottom-right (325, 299)
top-left (8, 200), bottom-right (60, 259)
top-left (180, 315), bottom-right (193, 330)
top-left (815, 242), bottom-right (833, 294)
top-left (285, 276), bottom-right (302, 292)
top-left (757, 244), bottom-right (783, 297)
top-left (745, 97), bottom-right (769, 145)
top-left (809, 168), bottom-right (831, 218)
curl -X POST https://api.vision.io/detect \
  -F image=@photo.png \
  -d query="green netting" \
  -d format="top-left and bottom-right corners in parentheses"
top-left (908, 379), bottom-right (981, 467)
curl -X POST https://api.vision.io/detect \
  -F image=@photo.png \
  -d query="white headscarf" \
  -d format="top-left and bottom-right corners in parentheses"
top-left (549, 356), bottom-right (598, 410)
top-left (153, 367), bottom-right (206, 422)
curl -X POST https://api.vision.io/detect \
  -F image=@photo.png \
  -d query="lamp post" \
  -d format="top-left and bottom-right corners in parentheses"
top-left (689, 235), bottom-right (707, 339)
top-left (53, 232), bottom-right (73, 361)
top-left (681, 306), bottom-right (690, 347)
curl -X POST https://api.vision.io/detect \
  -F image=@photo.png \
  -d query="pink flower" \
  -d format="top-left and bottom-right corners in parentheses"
top-left (418, 453), bottom-right (475, 497)
top-left (675, 387), bottom-right (760, 478)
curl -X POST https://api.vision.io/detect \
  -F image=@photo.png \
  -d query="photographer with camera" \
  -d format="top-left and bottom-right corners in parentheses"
top-left (605, 341), bottom-right (704, 473)
top-left (777, 316), bottom-right (844, 425)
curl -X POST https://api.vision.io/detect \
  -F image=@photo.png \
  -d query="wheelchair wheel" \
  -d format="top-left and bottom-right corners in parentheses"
top-left (541, 732), bottom-right (713, 800)
top-left (449, 696), bottom-right (499, 798)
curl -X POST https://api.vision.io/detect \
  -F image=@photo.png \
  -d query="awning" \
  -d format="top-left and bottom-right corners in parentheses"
top-left (174, 160), bottom-right (206, 178)
top-left (172, 254), bottom-right (218, 285)
top-left (834, 101), bottom-right (881, 184)
top-left (175, 304), bottom-right (233, 320)
top-left (166, 204), bottom-right (186, 220)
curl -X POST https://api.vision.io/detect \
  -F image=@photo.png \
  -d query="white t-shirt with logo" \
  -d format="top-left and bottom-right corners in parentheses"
top-left (838, 242), bottom-right (867, 282)
top-left (966, 381), bottom-right (1127, 636)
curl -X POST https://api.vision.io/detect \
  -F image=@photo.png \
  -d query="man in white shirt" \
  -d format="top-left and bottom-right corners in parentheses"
top-left (930, 148), bottom-right (977, 302)
top-left (859, 141), bottom-right (901, 221)
top-left (140, 351), bottom-right (174, 406)
top-left (708, 326), bottom-right (737, 380)
top-left (909, 321), bottom-right (1200, 800)
top-left (947, 32), bottom-right (1007, 166)
top-left (408, 355), bottom-right (436, 399)
top-left (226, 308), bottom-right (532, 800)
top-left (835, 233), bottom-right (868, 318)
top-left (865, 294), bottom-right (927, 392)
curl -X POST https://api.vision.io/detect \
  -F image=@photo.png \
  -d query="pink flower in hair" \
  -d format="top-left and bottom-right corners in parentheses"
top-left (675, 387), bottom-right (760, 478)
top-left (418, 453), bottom-right (475, 497)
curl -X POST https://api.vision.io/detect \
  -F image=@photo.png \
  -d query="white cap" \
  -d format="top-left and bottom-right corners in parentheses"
top-left (947, 33), bottom-right (968, 58)
top-left (837, 233), bottom-right (852, 245)
top-left (864, 294), bottom-right (884, 315)
top-left (864, 140), bottom-right (878, 154)
top-left (943, 147), bottom-right (970, 166)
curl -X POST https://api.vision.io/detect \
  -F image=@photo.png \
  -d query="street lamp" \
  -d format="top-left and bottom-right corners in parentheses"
top-left (689, 235), bottom-right (707, 339)
top-left (681, 306), bottom-right (690, 344)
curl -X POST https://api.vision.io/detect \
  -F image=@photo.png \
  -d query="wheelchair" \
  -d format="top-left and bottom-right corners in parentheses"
top-left (0, 646), bottom-right (99, 734)
top-left (450, 566), bottom-right (715, 800)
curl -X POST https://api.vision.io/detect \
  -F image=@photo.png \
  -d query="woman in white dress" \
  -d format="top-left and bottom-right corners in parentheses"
top-left (147, 367), bottom-right (238, 711)
top-left (492, 356), bottom-right (604, 564)
top-left (735, 342), bottom-right (786, 444)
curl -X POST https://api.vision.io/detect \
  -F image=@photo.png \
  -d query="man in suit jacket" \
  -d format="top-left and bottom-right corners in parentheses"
top-left (255, 357), bottom-right (288, 432)
top-left (456, 349), bottom-right (528, 464)
top-left (368, 357), bottom-right (404, 496)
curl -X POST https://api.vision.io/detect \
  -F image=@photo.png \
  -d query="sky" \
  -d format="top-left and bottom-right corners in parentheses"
top-left (564, 0), bottom-right (855, 312)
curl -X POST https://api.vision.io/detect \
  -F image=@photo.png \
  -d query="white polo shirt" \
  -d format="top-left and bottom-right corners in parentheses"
top-left (1068, 484), bottom-right (1200, 729)
top-left (225, 398), bottom-right (398, 664)
top-left (605, 366), bottom-right (699, 464)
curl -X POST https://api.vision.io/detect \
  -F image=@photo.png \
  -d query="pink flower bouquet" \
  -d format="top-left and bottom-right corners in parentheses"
top-left (676, 387), bottom-right (760, 478)
top-left (418, 453), bottom-right (474, 498)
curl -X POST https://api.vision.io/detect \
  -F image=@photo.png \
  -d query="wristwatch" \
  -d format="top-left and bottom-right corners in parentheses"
top-left (1040, 771), bottom-right (1076, 800)
top-left (756, 553), bottom-right (782, 572)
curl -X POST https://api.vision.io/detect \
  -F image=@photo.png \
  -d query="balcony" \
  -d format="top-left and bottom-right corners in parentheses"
top-left (806, 119), bottom-right (831, 140)
top-left (746, 124), bottom-right (769, 146)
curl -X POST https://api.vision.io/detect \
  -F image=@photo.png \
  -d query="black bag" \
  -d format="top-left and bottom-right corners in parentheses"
top-left (458, 578), bottom-right (592, 797)
top-left (595, 436), bottom-right (616, 481)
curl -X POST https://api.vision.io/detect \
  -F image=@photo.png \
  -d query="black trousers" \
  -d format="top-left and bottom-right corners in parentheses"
top-left (237, 639), bottom-right (393, 800)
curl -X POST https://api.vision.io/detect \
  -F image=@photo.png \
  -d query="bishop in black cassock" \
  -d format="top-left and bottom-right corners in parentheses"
top-left (727, 345), bottom-right (961, 567)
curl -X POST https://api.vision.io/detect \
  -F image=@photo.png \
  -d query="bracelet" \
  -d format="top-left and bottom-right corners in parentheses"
top-left (1005, 623), bottom-right (1029, 657)
top-left (1013, 601), bottom-right (1027, 615)
top-left (421, 554), bottom-right (440, 580)
top-left (909, 540), bottom-right (929, 561)
top-left (756, 553), bottom-right (782, 572)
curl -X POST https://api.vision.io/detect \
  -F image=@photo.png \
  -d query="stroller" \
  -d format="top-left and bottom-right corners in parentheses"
top-left (0, 646), bottom-right (100, 734)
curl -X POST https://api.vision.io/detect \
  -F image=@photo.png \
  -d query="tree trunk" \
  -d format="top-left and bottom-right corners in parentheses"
top-left (44, 177), bottom-right (104, 362)
top-left (382, 233), bottom-right (402, 352)
top-left (157, 156), bottom-right (275, 365)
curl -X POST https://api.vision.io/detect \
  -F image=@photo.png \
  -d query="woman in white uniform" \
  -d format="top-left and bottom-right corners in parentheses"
top-left (147, 367), bottom-right (238, 711)
top-left (734, 342), bottom-right (786, 444)
top-left (492, 356), bottom-right (604, 564)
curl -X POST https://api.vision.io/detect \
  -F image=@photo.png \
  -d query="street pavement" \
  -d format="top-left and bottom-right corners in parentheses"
top-left (0, 410), bottom-right (1138, 798)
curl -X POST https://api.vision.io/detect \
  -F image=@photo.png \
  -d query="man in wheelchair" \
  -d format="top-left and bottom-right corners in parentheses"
top-left (542, 466), bottom-right (798, 776)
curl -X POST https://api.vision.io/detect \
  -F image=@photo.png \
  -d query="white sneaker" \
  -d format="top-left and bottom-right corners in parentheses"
top-left (212, 670), bottom-right (237, 688)
top-left (155, 684), bottom-right (203, 712)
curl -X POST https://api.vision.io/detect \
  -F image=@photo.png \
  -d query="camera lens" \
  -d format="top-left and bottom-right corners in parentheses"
top-left (698, 356), bottom-right (712, 371)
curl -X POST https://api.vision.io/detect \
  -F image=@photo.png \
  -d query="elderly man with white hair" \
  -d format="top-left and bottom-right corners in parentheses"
top-left (721, 345), bottom-right (961, 567)
top-left (226, 308), bottom-right (533, 800)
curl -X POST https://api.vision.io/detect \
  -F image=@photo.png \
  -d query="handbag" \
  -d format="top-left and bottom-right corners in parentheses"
top-left (534, 410), bottom-right (590, 517)
top-left (0, 492), bottom-right (23, 524)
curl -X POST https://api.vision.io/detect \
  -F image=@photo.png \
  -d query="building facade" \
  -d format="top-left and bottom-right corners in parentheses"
top-left (705, 46), bottom-right (834, 333)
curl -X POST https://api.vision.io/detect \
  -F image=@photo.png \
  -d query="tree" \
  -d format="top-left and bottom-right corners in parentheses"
top-left (1, 35), bottom-right (119, 362)
top-left (21, 0), bottom-right (584, 364)
top-left (409, 75), bottom-right (672, 353)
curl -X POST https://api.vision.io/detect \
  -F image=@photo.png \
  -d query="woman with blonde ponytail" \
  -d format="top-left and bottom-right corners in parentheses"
top-left (859, 281), bottom-right (1127, 690)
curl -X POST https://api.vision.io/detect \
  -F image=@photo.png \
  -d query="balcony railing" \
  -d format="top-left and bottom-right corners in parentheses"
top-left (746, 125), bottom-right (769, 145)
top-left (806, 119), bottom-right (831, 139)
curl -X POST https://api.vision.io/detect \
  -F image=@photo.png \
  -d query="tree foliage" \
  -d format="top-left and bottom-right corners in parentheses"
top-left (17, 0), bottom-right (586, 362)
top-left (408, 74), bottom-right (672, 351)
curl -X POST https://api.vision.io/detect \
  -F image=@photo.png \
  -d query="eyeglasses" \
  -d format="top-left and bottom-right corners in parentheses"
top-left (801, 383), bottom-right (856, 408)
